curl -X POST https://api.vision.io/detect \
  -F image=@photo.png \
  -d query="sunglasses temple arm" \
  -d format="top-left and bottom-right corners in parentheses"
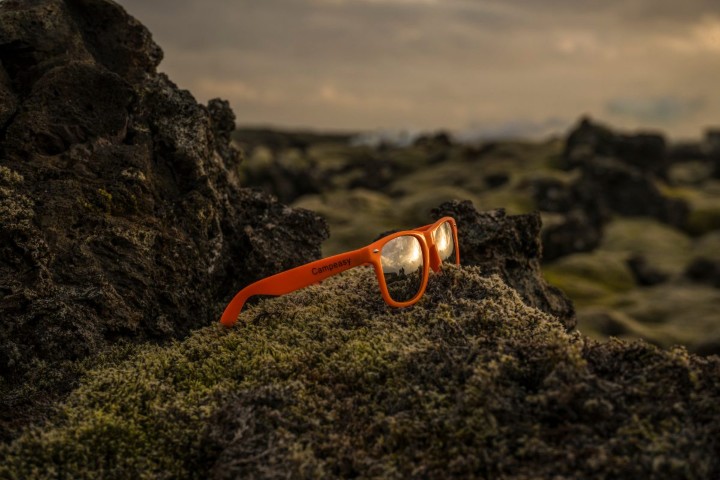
top-left (220, 248), bottom-right (370, 327)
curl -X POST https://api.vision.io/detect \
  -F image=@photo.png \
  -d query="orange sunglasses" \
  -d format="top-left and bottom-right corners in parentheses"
top-left (220, 216), bottom-right (459, 327)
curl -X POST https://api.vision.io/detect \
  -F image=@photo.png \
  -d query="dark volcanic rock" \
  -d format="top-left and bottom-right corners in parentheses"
top-left (431, 200), bottom-right (576, 330)
top-left (541, 209), bottom-right (604, 261)
top-left (563, 117), bottom-right (669, 178)
top-left (669, 141), bottom-right (708, 162)
top-left (484, 171), bottom-right (510, 189)
top-left (0, 64), bottom-right (16, 129)
top-left (530, 176), bottom-right (577, 213)
top-left (577, 157), bottom-right (689, 228)
top-left (685, 258), bottom-right (720, 288)
top-left (529, 177), bottom-right (606, 260)
top-left (413, 131), bottom-right (453, 149)
top-left (626, 254), bottom-right (669, 286)
top-left (552, 118), bottom-right (690, 240)
top-left (244, 154), bottom-right (325, 204)
top-left (0, 0), bottom-right (328, 437)
top-left (708, 129), bottom-right (720, 179)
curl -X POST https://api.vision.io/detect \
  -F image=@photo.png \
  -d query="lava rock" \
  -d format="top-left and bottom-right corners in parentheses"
top-left (669, 141), bottom-right (708, 163)
top-left (685, 258), bottom-right (720, 288)
top-left (708, 129), bottom-right (720, 179)
top-left (0, 63), bottom-right (17, 128)
top-left (564, 117), bottom-right (669, 178)
top-left (431, 200), bottom-right (576, 330)
top-left (0, 0), bottom-right (328, 437)
top-left (541, 209), bottom-right (604, 262)
top-left (626, 254), bottom-right (669, 286)
top-left (530, 176), bottom-right (577, 213)
top-left (413, 131), bottom-right (453, 149)
top-left (576, 157), bottom-right (689, 229)
top-left (528, 176), bottom-right (606, 260)
top-left (484, 171), bottom-right (510, 189)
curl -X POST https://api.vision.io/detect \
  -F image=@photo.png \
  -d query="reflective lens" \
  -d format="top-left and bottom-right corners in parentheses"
top-left (381, 235), bottom-right (425, 303)
top-left (432, 221), bottom-right (456, 263)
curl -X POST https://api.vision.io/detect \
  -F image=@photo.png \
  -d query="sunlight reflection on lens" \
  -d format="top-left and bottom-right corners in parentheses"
top-left (432, 221), bottom-right (455, 262)
top-left (381, 235), bottom-right (424, 302)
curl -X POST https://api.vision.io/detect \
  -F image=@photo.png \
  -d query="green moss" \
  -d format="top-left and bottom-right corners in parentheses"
top-left (661, 182), bottom-right (720, 237)
top-left (2, 266), bottom-right (719, 478)
top-left (600, 218), bottom-right (692, 274)
top-left (292, 189), bottom-right (398, 255)
top-left (607, 284), bottom-right (720, 347)
top-left (695, 231), bottom-right (720, 261)
top-left (686, 206), bottom-right (720, 237)
top-left (543, 251), bottom-right (635, 306)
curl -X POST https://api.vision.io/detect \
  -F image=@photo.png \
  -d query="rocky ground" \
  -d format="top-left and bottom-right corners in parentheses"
top-left (2, 0), bottom-right (720, 477)
top-left (236, 119), bottom-right (720, 355)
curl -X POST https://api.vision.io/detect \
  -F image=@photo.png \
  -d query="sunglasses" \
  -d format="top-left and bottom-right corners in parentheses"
top-left (220, 217), bottom-right (459, 327)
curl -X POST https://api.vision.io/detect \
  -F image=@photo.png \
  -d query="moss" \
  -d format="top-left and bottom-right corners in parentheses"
top-left (686, 206), bottom-right (720, 237)
top-left (2, 266), bottom-right (720, 478)
top-left (600, 218), bottom-right (692, 274)
top-left (292, 189), bottom-right (398, 256)
top-left (607, 284), bottom-right (720, 348)
top-left (695, 231), bottom-right (720, 261)
top-left (0, 166), bottom-right (23, 185)
top-left (0, 187), bottom-right (34, 227)
top-left (660, 182), bottom-right (720, 237)
top-left (543, 251), bottom-right (635, 306)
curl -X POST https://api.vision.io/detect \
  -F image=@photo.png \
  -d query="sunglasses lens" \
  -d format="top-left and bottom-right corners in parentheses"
top-left (432, 221), bottom-right (456, 264)
top-left (381, 235), bottom-right (425, 303)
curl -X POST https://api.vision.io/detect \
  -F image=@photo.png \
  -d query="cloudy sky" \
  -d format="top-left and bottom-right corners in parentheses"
top-left (118, 0), bottom-right (720, 139)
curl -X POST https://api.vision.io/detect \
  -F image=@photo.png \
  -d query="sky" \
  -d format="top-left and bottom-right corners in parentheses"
top-left (117, 0), bottom-right (720, 140)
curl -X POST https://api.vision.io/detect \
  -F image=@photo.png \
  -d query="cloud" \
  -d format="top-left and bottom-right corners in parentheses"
top-left (116, 0), bottom-right (720, 137)
top-left (659, 15), bottom-right (720, 53)
top-left (605, 96), bottom-right (707, 123)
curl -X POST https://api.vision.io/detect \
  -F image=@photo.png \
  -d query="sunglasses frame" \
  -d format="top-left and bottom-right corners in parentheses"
top-left (220, 216), bottom-right (459, 327)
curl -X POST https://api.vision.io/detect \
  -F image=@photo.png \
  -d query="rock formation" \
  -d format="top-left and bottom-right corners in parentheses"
top-left (0, 0), bottom-right (328, 438)
top-left (685, 258), bottom-right (720, 288)
top-left (575, 157), bottom-right (688, 229)
top-left (563, 116), bottom-right (669, 178)
top-left (431, 200), bottom-right (576, 329)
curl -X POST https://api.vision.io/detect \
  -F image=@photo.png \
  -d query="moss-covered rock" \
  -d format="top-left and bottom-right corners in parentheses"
top-left (543, 251), bottom-right (636, 306)
top-left (600, 218), bottom-right (693, 274)
top-left (686, 206), bottom-right (720, 237)
top-left (432, 201), bottom-right (575, 329)
top-left (695, 231), bottom-right (720, 261)
top-left (2, 266), bottom-right (719, 479)
top-left (580, 284), bottom-right (720, 355)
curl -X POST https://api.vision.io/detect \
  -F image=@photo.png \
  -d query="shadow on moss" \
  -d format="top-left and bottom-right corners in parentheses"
top-left (2, 266), bottom-right (719, 479)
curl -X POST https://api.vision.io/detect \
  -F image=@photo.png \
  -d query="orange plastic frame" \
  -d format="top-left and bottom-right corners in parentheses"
top-left (220, 216), bottom-right (459, 327)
